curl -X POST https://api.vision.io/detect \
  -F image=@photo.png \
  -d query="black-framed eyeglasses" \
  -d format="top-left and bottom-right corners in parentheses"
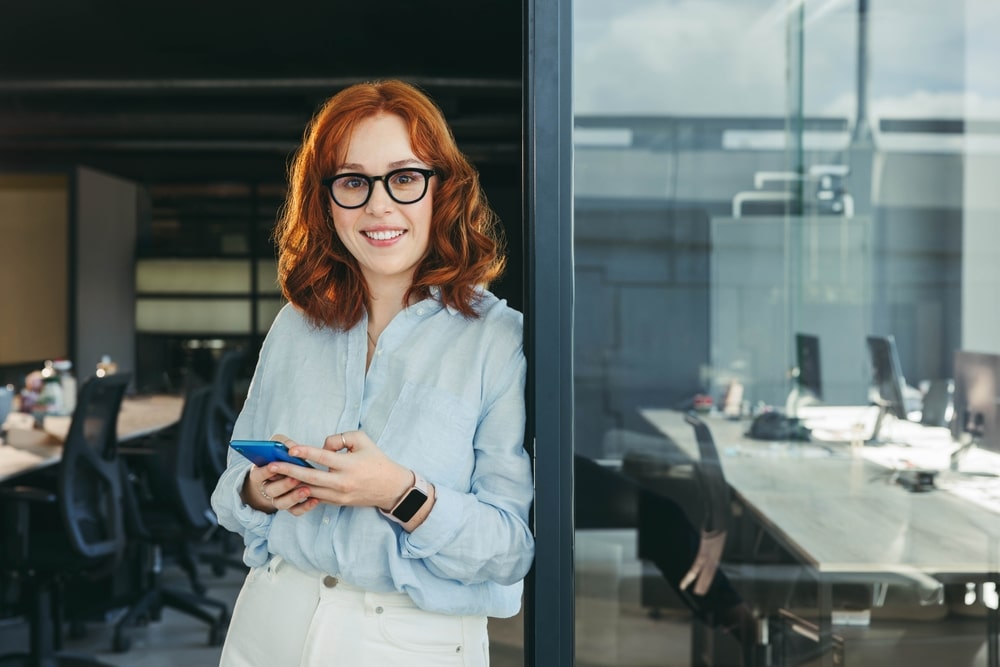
top-left (321, 167), bottom-right (437, 209)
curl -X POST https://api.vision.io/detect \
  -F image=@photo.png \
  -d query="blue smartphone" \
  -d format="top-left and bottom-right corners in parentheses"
top-left (229, 439), bottom-right (318, 468)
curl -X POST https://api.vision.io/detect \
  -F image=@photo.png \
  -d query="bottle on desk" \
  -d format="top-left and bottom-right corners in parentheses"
top-left (53, 359), bottom-right (77, 414)
top-left (38, 360), bottom-right (65, 415)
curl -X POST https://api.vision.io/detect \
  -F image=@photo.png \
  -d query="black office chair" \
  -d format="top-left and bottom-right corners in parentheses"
top-left (0, 373), bottom-right (131, 667)
top-left (609, 414), bottom-right (754, 666)
top-left (198, 348), bottom-right (249, 578)
top-left (201, 348), bottom-right (246, 487)
top-left (114, 385), bottom-right (229, 652)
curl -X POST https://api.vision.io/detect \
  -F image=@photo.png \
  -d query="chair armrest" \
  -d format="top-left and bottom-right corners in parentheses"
top-left (0, 485), bottom-right (57, 504)
top-left (119, 446), bottom-right (159, 457)
top-left (0, 485), bottom-right (57, 564)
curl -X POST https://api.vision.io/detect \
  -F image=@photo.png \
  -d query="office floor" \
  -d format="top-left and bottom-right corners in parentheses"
top-left (0, 539), bottom-right (994, 666)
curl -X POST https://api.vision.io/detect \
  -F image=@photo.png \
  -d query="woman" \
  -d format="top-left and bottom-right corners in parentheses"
top-left (211, 79), bottom-right (534, 666)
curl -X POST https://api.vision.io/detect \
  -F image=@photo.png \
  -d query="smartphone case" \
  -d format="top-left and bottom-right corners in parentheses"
top-left (229, 439), bottom-right (315, 468)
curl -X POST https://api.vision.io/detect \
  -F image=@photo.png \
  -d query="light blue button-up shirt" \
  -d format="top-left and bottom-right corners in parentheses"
top-left (211, 288), bottom-right (534, 618)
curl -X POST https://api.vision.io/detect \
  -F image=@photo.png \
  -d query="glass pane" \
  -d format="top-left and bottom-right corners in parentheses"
top-left (255, 297), bottom-right (285, 331)
top-left (255, 259), bottom-right (280, 294)
top-left (572, 1), bottom-right (1000, 665)
top-left (136, 259), bottom-right (251, 293)
top-left (136, 298), bottom-right (250, 334)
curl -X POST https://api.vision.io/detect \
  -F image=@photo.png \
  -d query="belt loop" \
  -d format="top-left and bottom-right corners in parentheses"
top-left (266, 555), bottom-right (284, 578)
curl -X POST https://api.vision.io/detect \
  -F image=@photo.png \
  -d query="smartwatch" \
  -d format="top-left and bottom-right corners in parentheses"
top-left (379, 471), bottom-right (430, 524)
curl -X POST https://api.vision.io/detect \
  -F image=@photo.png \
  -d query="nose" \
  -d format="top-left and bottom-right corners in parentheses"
top-left (364, 177), bottom-right (393, 214)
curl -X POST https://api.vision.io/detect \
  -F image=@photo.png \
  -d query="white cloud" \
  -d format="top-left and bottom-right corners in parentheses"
top-left (573, 0), bottom-right (1000, 121)
top-left (574, 0), bottom-right (786, 115)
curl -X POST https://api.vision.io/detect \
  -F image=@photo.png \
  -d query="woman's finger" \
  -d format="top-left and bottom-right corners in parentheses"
top-left (323, 431), bottom-right (355, 452)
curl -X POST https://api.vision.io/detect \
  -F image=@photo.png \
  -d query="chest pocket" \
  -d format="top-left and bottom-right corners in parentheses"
top-left (376, 381), bottom-right (478, 490)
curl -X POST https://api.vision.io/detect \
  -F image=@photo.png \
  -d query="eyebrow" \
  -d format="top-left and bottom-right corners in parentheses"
top-left (337, 158), bottom-right (423, 172)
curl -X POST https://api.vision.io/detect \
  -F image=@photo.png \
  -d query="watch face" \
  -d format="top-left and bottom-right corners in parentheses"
top-left (392, 488), bottom-right (428, 522)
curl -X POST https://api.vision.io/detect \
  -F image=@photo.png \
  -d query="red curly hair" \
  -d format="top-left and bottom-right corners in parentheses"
top-left (274, 79), bottom-right (507, 330)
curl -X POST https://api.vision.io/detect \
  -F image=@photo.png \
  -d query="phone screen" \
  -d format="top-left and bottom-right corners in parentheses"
top-left (229, 440), bottom-right (317, 468)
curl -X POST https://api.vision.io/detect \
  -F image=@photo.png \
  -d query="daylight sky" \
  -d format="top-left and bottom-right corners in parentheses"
top-left (573, 0), bottom-right (1000, 119)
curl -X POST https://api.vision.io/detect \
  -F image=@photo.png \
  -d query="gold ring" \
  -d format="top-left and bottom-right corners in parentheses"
top-left (260, 481), bottom-right (272, 501)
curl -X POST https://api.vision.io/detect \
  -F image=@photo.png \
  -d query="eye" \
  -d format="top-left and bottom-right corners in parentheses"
top-left (389, 170), bottom-right (422, 186)
top-left (336, 175), bottom-right (368, 190)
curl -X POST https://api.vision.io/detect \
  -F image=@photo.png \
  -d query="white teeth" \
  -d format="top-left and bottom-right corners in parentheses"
top-left (365, 230), bottom-right (404, 241)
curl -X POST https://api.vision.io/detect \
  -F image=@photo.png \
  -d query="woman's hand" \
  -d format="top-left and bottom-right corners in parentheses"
top-left (266, 431), bottom-right (427, 522)
top-left (238, 433), bottom-right (317, 514)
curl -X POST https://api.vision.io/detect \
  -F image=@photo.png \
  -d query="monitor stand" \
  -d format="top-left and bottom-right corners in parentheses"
top-left (865, 403), bottom-right (896, 446)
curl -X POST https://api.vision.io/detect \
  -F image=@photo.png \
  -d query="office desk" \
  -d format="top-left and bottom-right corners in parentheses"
top-left (0, 394), bottom-right (184, 482)
top-left (641, 407), bottom-right (1000, 573)
top-left (640, 407), bottom-right (1000, 666)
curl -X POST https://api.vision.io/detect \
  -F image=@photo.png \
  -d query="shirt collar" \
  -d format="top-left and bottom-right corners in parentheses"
top-left (427, 286), bottom-right (462, 316)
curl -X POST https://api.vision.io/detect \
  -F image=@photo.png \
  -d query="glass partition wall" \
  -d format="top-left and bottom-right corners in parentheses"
top-left (571, 1), bottom-right (1000, 665)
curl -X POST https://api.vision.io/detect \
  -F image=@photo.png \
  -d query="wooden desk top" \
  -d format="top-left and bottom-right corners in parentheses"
top-left (639, 407), bottom-right (1000, 577)
top-left (36, 393), bottom-right (185, 443)
top-left (0, 394), bottom-right (184, 482)
top-left (108, 393), bottom-right (184, 442)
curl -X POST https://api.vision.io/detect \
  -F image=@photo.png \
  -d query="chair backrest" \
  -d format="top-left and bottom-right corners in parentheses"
top-left (58, 373), bottom-right (131, 560)
top-left (121, 386), bottom-right (216, 539)
top-left (203, 348), bottom-right (246, 480)
top-left (683, 412), bottom-right (731, 534)
top-left (169, 385), bottom-right (215, 530)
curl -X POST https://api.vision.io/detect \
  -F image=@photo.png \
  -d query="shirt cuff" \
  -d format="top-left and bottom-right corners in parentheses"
top-left (399, 483), bottom-right (464, 559)
top-left (213, 462), bottom-right (274, 567)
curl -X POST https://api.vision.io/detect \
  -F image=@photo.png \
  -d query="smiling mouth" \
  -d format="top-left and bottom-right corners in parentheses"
top-left (364, 230), bottom-right (405, 241)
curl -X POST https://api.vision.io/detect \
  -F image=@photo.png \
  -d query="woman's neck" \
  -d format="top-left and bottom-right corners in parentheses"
top-left (366, 278), bottom-right (413, 338)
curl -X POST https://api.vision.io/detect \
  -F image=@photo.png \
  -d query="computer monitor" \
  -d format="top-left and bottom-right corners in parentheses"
top-left (795, 333), bottom-right (822, 401)
top-left (949, 350), bottom-right (1000, 469)
top-left (866, 335), bottom-right (908, 443)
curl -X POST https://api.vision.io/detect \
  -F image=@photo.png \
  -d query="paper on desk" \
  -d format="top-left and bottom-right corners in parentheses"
top-left (721, 442), bottom-right (834, 459)
top-left (4, 427), bottom-right (61, 448)
top-left (3, 412), bottom-right (35, 432)
top-left (859, 444), bottom-right (952, 471)
top-left (41, 415), bottom-right (72, 442)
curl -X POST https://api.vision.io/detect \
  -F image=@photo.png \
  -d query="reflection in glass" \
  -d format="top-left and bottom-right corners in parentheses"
top-left (573, 1), bottom-right (1000, 664)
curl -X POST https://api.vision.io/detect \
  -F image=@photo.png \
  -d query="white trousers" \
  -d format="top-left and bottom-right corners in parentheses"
top-left (219, 556), bottom-right (490, 666)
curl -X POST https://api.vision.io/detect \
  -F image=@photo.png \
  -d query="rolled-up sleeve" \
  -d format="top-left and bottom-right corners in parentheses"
top-left (398, 329), bottom-right (534, 585)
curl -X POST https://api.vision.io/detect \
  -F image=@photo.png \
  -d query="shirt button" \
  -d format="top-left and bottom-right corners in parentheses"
top-left (322, 575), bottom-right (338, 588)
top-left (417, 308), bottom-right (425, 315)
top-left (375, 606), bottom-right (384, 614)
top-left (322, 517), bottom-right (330, 525)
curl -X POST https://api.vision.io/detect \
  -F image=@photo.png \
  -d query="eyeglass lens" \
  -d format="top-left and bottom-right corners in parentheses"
top-left (330, 168), bottom-right (432, 208)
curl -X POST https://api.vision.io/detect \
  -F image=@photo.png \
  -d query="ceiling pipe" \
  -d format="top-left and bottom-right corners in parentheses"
top-left (0, 76), bottom-right (520, 95)
top-left (0, 138), bottom-right (520, 159)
